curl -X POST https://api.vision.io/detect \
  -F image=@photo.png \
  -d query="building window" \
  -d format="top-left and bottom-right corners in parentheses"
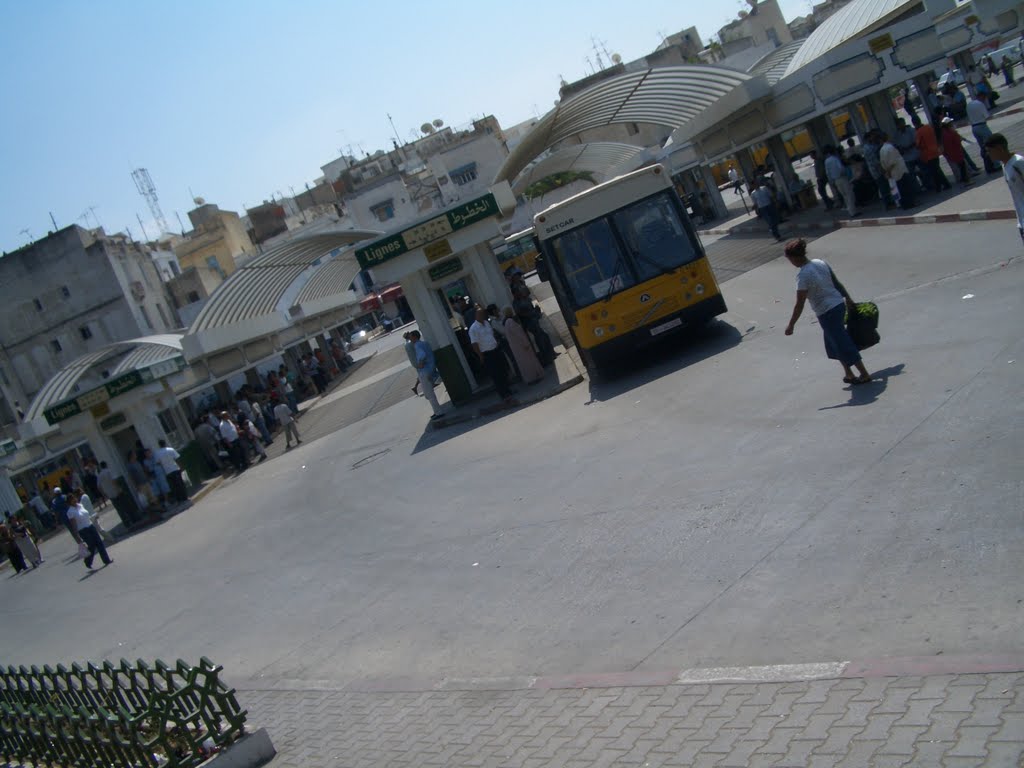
top-left (370, 200), bottom-right (395, 222)
top-left (61, 285), bottom-right (71, 298)
top-left (33, 298), bottom-right (43, 311)
top-left (156, 303), bottom-right (169, 327)
top-left (186, 290), bottom-right (201, 303)
top-left (139, 305), bottom-right (153, 329)
top-left (79, 325), bottom-right (93, 340)
top-left (450, 163), bottom-right (478, 186)
top-left (627, 122), bottom-right (640, 136)
top-left (50, 339), bottom-right (62, 353)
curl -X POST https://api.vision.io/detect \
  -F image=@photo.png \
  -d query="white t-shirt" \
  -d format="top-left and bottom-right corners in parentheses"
top-left (797, 259), bottom-right (845, 318)
top-left (1001, 154), bottom-right (1024, 230)
top-left (966, 99), bottom-right (989, 126)
top-left (728, 168), bottom-right (739, 183)
top-left (468, 320), bottom-right (498, 352)
top-left (219, 420), bottom-right (239, 443)
top-left (67, 504), bottom-right (93, 530)
top-left (155, 446), bottom-right (180, 473)
top-left (273, 403), bottom-right (293, 425)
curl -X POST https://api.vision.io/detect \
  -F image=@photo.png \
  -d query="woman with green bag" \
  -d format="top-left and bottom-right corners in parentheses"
top-left (783, 238), bottom-right (872, 386)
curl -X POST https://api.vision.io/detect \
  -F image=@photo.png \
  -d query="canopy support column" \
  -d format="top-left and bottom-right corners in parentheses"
top-left (765, 135), bottom-right (797, 208)
top-left (698, 165), bottom-right (729, 220)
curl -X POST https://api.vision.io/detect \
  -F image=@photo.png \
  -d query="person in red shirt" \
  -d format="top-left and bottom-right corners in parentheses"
top-left (939, 115), bottom-right (972, 187)
top-left (913, 113), bottom-right (952, 193)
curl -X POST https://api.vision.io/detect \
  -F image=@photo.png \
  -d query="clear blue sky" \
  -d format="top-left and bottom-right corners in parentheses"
top-left (0, 0), bottom-right (810, 252)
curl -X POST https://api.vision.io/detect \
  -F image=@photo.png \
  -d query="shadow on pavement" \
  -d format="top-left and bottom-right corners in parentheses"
top-left (818, 363), bottom-right (906, 410)
top-left (584, 319), bottom-right (745, 404)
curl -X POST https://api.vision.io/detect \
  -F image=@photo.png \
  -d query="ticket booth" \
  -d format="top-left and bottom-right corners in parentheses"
top-left (354, 184), bottom-right (516, 404)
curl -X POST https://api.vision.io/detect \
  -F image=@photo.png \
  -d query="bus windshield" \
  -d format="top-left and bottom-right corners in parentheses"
top-left (547, 191), bottom-right (700, 308)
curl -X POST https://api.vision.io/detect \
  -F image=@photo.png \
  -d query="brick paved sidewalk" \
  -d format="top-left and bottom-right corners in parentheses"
top-left (241, 667), bottom-right (1024, 767)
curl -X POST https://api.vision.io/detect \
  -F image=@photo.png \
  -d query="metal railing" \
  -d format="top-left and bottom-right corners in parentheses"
top-left (0, 657), bottom-right (247, 767)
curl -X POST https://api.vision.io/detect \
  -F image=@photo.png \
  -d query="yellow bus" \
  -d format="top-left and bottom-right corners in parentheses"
top-left (492, 228), bottom-right (540, 275)
top-left (534, 165), bottom-right (726, 369)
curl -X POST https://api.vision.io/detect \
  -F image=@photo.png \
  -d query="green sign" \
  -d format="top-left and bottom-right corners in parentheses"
top-left (355, 193), bottom-right (499, 269)
top-left (42, 358), bottom-right (182, 426)
top-left (428, 258), bottom-right (463, 282)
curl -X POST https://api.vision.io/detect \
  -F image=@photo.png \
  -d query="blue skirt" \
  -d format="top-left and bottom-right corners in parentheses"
top-left (819, 303), bottom-right (861, 366)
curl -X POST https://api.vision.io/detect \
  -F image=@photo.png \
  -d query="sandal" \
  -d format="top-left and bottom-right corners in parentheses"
top-left (850, 375), bottom-right (872, 386)
top-left (843, 376), bottom-right (854, 384)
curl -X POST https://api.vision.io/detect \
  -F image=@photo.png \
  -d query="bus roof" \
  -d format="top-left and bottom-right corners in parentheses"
top-left (533, 164), bottom-right (672, 240)
top-left (506, 227), bottom-right (534, 241)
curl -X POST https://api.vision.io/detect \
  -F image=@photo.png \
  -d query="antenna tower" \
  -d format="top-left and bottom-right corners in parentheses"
top-left (131, 168), bottom-right (169, 234)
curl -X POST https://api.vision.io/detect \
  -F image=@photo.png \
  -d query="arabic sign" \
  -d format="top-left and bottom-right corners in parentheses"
top-left (424, 239), bottom-right (453, 263)
top-left (43, 356), bottom-right (185, 426)
top-left (355, 193), bottom-right (499, 269)
top-left (427, 257), bottom-right (463, 282)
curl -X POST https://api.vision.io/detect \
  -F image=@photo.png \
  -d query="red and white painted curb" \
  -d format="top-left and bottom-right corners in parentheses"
top-left (841, 209), bottom-right (1016, 228)
top-left (233, 653), bottom-right (1024, 693)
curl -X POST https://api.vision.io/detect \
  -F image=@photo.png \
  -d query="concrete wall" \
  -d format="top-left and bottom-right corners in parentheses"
top-left (174, 206), bottom-right (255, 277)
top-left (431, 134), bottom-right (509, 204)
top-left (0, 226), bottom-right (172, 411)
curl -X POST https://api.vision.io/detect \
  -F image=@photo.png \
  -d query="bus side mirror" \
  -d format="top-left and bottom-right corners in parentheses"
top-left (535, 254), bottom-right (550, 282)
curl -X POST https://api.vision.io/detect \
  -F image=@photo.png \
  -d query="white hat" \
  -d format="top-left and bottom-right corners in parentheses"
top-left (941, 116), bottom-right (954, 124)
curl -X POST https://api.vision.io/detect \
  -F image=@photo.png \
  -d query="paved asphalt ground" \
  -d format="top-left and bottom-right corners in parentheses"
top-left (1, 183), bottom-right (1022, 763)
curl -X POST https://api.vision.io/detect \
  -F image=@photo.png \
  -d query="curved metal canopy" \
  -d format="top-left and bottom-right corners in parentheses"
top-left (750, 39), bottom-right (807, 85)
top-left (784, 0), bottom-right (920, 78)
top-left (188, 229), bottom-right (379, 334)
top-left (495, 65), bottom-right (760, 186)
top-left (25, 335), bottom-right (184, 422)
top-left (511, 142), bottom-right (648, 195)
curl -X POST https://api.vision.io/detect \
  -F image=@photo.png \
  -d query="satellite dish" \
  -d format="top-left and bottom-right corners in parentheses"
top-left (432, 118), bottom-right (444, 128)
top-left (420, 123), bottom-right (435, 135)
top-left (611, 53), bottom-right (622, 64)
top-left (193, 196), bottom-right (206, 205)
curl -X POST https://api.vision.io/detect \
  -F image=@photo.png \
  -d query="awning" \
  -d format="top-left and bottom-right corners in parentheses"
top-left (494, 65), bottom-right (759, 186)
top-left (360, 295), bottom-right (382, 312)
top-left (511, 142), bottom-right (649, 195)
top-left (24, 335), bottom-right (184, 423)
top-left (379, 284), bottom-right (404, 304)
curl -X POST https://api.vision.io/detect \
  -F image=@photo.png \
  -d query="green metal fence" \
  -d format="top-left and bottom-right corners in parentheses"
top-left (0, 657), bottom-right (247, 767)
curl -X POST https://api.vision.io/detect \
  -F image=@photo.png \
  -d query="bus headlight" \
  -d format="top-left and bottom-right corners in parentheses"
top-left (696, 284), bottom-right (705, 295)
top-left (594, 327), bottom-right (605, 337)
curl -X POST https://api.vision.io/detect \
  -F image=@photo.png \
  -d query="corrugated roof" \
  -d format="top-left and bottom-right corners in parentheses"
top-left (494, 65), bottom-right (757, 185)
top-left (784, 0), bottom-right (921, 77)
top-left (188, 229), bottom-right (378, 333)
top-left (750, 39), bottom-right (807, 85)
top-left (511, 142), bottom-right (648, 194)
top-left (25, 335), bottom-right (184, 421)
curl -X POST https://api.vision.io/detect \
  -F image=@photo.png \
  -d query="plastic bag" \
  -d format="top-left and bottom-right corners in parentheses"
top-left (846, 301), bottom-right (880, 350)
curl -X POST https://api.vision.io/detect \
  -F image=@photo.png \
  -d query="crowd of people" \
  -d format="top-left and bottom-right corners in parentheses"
top-left (1, 460), bottom-right (122, 573)
top-left (404, 270), bottom-right (559, 420)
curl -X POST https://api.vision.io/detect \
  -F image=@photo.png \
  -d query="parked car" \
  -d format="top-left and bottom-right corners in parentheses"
top-left (936, 69), bottom-right (965, 89)
top-left (349, 329), bottom-right (370, 347)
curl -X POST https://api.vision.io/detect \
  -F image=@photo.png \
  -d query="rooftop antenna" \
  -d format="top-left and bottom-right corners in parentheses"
top-left (591, 37), bottom-right (606, 70)
top-left (49, 211), bottom-right (58, 230)
top-left (584, 55), bottom-right (596, 74)
top-left (657, 28), bottom-right (669, 46)
top-left (132, 168), bottom-right (169, 234)
top-left (386, 113), bottom-right (404, 147)
top-left (20, 228), bottom-right (33, 242)
top-left (174, 210), bottom-right (186, 235)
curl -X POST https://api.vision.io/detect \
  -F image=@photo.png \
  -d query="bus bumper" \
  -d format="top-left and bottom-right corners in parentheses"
top-left (580, 294), bottom-right (727, 369)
